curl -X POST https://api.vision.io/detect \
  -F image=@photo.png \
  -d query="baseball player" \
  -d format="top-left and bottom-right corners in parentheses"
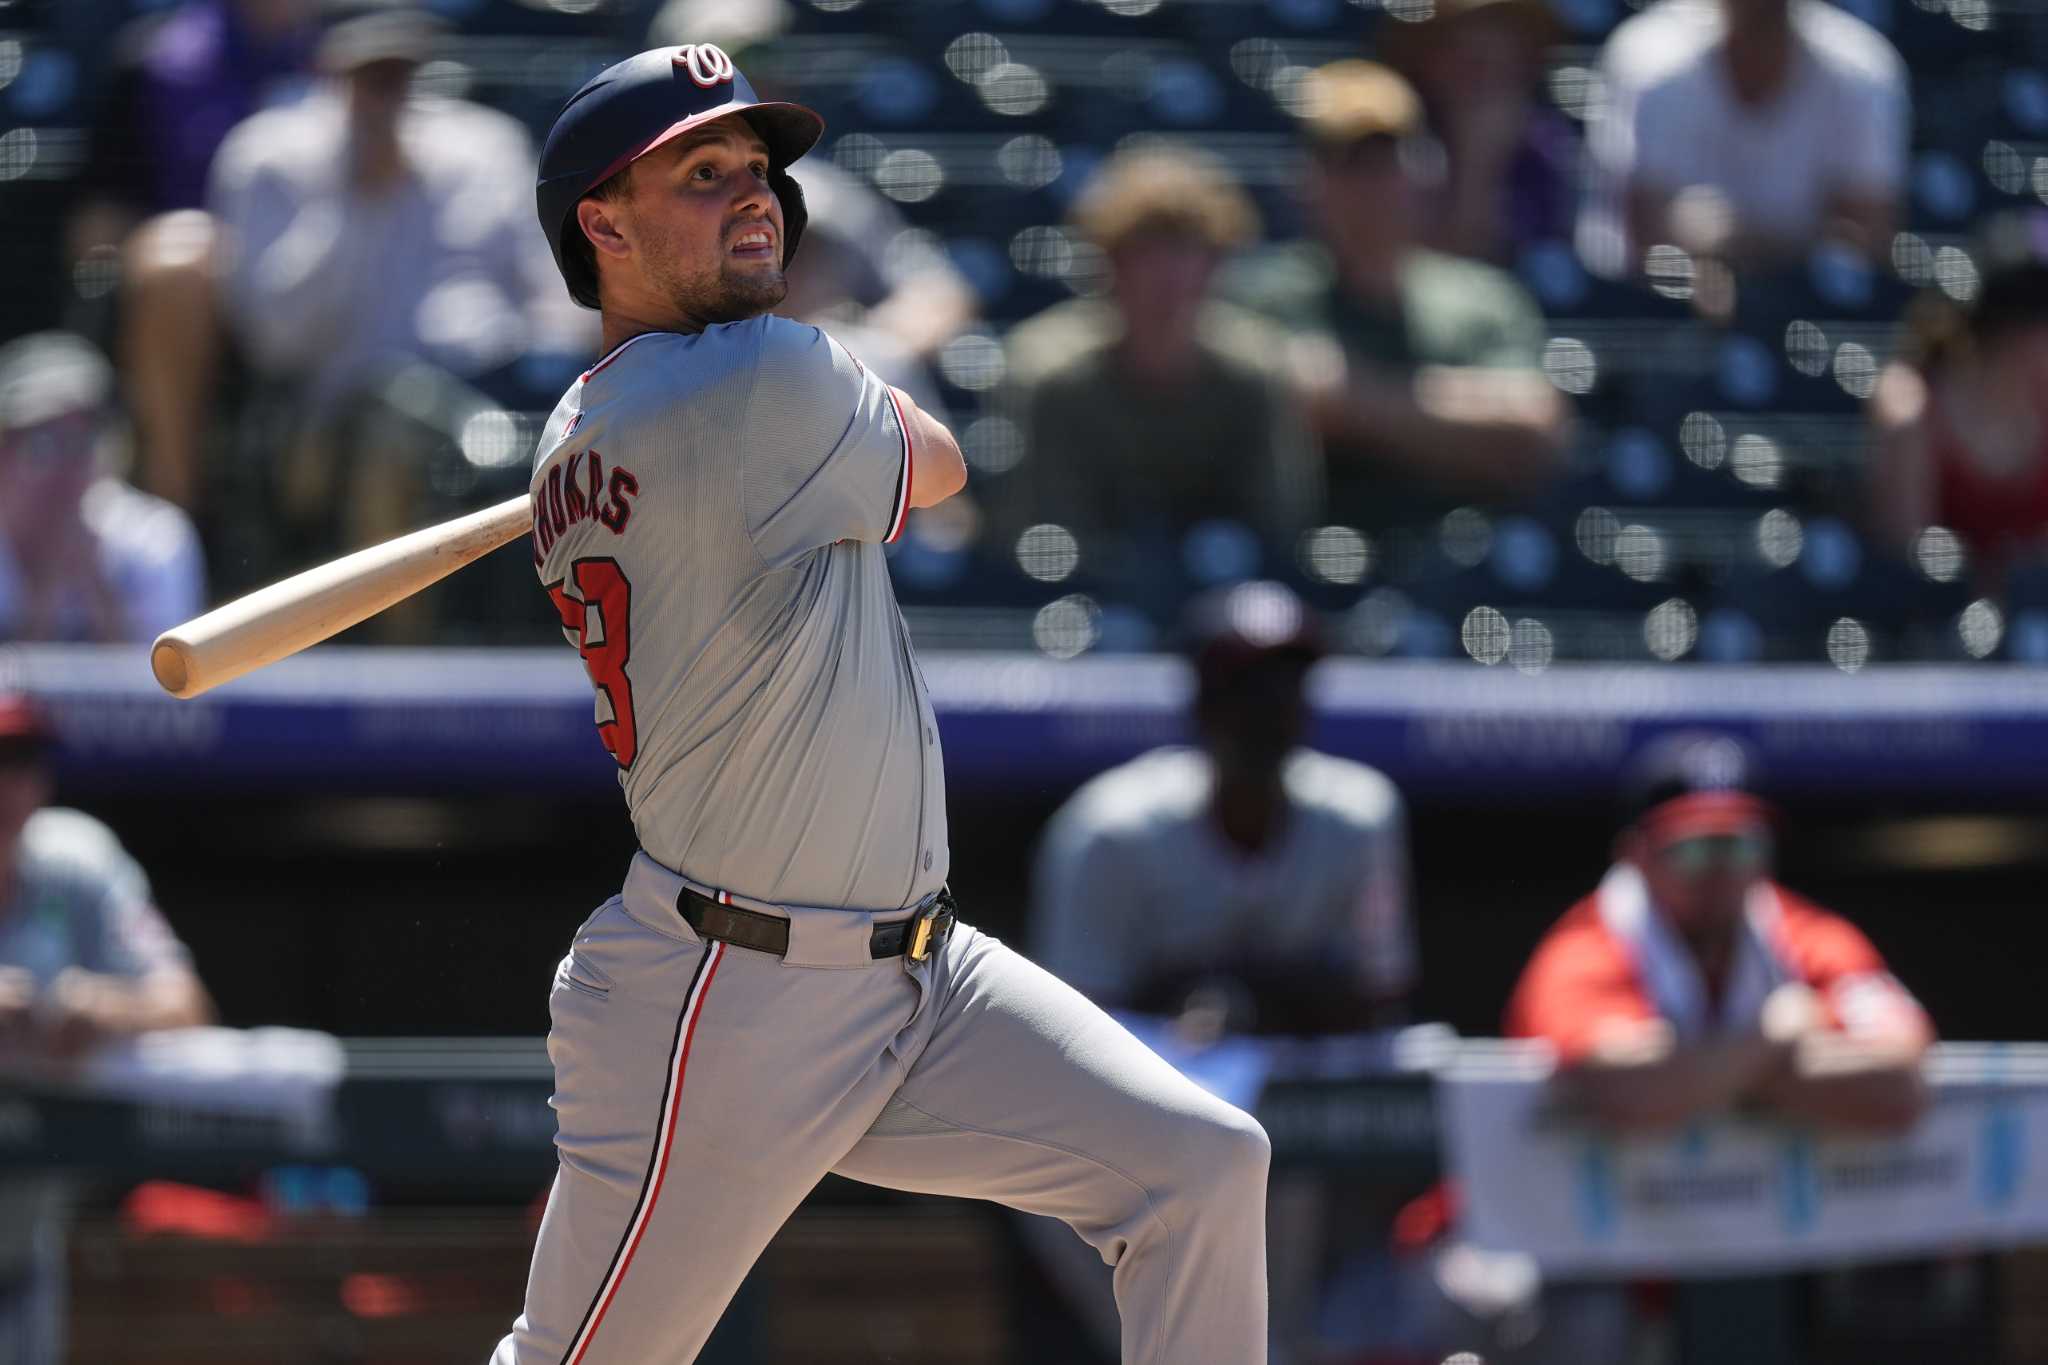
top-left (1031, 582), bottom-right (1415, 1032)
top-left (491, 45), bottom-right (1271, 1365)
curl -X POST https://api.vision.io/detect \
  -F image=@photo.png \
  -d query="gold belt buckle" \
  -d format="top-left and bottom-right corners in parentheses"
top-left (907, 902), bottom-right (947, 963)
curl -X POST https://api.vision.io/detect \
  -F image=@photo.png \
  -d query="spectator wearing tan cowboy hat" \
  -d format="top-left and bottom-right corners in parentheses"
top-left (1221, 60), bottom-right (1572, 522)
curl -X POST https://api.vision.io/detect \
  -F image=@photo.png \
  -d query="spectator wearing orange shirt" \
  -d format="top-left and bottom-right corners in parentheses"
top-left (1506, 733), bottom-right (1930, 1133)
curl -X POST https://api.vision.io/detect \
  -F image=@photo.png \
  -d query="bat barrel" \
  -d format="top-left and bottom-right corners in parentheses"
top-left (150, 493), bottom-right (534, 699)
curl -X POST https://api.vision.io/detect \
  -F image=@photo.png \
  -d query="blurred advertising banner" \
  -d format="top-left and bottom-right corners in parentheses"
top-left (16, 644), bottom-right (2048, 800)
top-left (1441, 1041), bottom-right (2048, 1277)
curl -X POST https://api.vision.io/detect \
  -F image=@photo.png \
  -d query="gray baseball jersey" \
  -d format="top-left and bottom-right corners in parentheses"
top-left (529, 318), bottom-right (946, 911)
top-left (1030, 746), bottom-right (1415, 1006)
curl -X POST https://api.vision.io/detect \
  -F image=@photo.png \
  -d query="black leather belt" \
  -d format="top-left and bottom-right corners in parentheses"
top-left (677, 887), bottom-right (957, 962)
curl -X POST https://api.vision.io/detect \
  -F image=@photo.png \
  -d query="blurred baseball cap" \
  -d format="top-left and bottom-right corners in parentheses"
top-left (0, 332), bottom-right (112, 436)
top-left (1184, 581), bottom-right (1326, 694)
top-left (317, 0), bottom-right (445, 72)
top-left (0, 692), bottom-right (52, 766)
top-left (1620, 731), bottom-right (1773, 841)
top-left (1296, 61), bottom-right (1423, 152)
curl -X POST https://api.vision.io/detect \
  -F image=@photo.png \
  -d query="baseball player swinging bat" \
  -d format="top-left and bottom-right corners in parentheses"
top-left (148, 493), bottom-right (533, 698)
top-left (157, 38), bottom-right (1275, 1365)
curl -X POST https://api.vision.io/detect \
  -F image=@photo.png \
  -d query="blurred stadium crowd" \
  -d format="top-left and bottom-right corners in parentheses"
top-left (1, 0), bottom-right (2045, 665)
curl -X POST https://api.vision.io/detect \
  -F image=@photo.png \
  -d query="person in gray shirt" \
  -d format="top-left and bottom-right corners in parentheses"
top-left (0, 693), bottom-right (216, 1365)
top-left (490, 44), bottom-right (1273, 1365)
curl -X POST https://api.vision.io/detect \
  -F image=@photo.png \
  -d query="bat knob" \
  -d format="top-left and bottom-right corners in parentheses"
top-left (151, 638), bottom-right (191, 698)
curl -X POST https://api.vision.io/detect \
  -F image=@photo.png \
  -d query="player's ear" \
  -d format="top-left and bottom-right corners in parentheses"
top-left (577, 198), bottom-right (633, 261)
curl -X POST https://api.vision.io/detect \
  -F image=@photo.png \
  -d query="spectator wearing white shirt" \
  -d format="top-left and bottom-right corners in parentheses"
top-left (118, 0), bottom-right (590, 538)
top-left (1582, 0), bottom-right (1908, 275)
top-left (0, 334), bottom-right (204, 645)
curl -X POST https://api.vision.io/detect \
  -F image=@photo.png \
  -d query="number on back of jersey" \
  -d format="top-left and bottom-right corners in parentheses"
top-left (548, 557), bottom-right (638, 770)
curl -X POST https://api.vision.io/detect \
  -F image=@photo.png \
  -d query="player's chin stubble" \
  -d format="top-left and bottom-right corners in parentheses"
top-left (656, 251), bottom-right (787, 326)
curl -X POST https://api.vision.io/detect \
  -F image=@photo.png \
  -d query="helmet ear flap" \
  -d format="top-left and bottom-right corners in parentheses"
top-left (770, 165), bottom-right (808, 269)
top-left (563, 230), bottom-right (602, 310)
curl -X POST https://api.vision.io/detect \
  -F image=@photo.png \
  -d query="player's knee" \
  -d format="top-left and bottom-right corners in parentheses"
top-left (1181, 1105), bottom-right (1271, 1194)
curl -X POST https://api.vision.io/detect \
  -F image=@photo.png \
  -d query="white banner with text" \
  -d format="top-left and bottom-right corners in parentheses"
top-left (1440, 1042), bottom-right (2048, 1277)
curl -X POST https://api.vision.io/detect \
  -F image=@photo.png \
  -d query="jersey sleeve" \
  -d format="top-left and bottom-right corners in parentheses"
top-left (742, 320), bottom-right (913, 569)
top-left (1503, 908), bottom-right (1658, 1064)
top-left (1028, 806), bottom-right (1146, 1006)
top-left (76, 837), bottom-right (192, 980)
top-left (1776, 897), bottom-right (1932, 1043)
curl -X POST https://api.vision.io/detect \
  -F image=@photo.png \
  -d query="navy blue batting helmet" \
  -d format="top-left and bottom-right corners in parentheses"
top-left (536, 44), bottom-right (825, 309)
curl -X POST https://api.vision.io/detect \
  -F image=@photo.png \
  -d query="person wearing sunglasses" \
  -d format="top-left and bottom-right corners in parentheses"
top-left (1505, 732), bottom-right (1931, 1133)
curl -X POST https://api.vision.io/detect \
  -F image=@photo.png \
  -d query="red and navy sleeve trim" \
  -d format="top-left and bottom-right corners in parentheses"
top-left (884, 387), bottom-right (913, 545)
top-left (581, 331), bottom-right (663, 383)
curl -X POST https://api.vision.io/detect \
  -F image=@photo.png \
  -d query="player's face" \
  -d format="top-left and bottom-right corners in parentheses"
top-left (1310, 138), bottom-right (1416, 261)
top-left (0, 412), bottom-right (96, 550)
top-left (619, 120), bottom-right (787, 326)
top-left (1634, 827), bottom-right (1772, 938)
top-left (1109, 233), bottom-right (1219, 343)
top-left (1200, 657), bottom-right (1311, 780)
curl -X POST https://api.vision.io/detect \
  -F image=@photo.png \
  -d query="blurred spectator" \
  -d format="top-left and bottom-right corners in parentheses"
top-left (1030, 582), bottom-right (1415, 1363)
top-left (1381, 0), bottom-right (1577, 265)
top-left (1032, 582), bottom-right (1412, 1026)
top-left (1583, 0), bottom-right (1907, 276)
top-left (1506, 732), bottom-right (1930, 1131)
top-left (0, 692), bottom-right (217, 1364)
top-left (1223, 61), bottom-right (1569, 527)
top-left (1002, 147), bottom-right (1320, 607)
top-left (776, 203), bottom-right (950, 421)
top-left (120, 0), bottom-right (589, 535)
top-left (784, 159), bottom-right (979, 364)
top-left (1870, 214), bottom-right (2048, 589)
top-left (0, 334), bottom-right (203, 644)
top-left (70, 0), bottom-right (319, 268)
top-left (1478, 734), bottom-right (1934, 1363)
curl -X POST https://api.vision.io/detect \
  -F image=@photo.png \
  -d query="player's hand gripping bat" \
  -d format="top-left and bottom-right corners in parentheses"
top-left (149, 494), bottom-right (534, 699)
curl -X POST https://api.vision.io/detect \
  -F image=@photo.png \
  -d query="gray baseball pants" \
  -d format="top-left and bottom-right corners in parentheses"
top-left (489, 852), bottom-right (1271, 1364)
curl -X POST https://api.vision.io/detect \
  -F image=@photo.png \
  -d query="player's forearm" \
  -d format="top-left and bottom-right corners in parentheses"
top-left (74, 969), bottom-right (216, 1037)
top-left (1314, 372), bottom-right (1568, 498)
top-left (1562, 1030), bottom-right (1788, 1132)
top-left (1757, 1034), bottom-right (1930, 1133)
top-left (868, 274), bottom-right (975, 360)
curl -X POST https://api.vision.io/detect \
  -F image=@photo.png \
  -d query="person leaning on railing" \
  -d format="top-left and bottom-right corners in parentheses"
top-left (1505, 731), bottom-right (1931, 1133)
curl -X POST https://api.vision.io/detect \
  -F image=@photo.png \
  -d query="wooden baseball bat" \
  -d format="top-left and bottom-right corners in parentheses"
top-left (150, 493), bottom-right (535, 699)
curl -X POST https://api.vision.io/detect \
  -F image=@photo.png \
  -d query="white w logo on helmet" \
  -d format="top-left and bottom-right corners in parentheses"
top-left (674, 44), bottom-right (737, 89)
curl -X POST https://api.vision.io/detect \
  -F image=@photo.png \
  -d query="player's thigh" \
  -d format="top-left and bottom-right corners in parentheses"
top-left (512, 902), bottom-right (927, 1361)
top-left (831, 929), bottom-right (1269, 1225)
